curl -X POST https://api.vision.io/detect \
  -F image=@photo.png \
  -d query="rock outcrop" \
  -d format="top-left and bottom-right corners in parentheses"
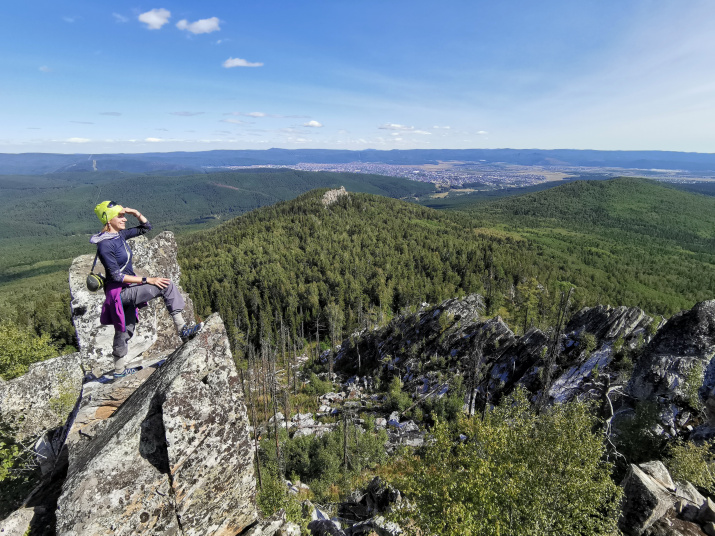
top-left (0, 352), bottom-right (83, 443)
top-left (335, 296), bottom-right (656, 410)
top-left (620, 464), bottom-right (676, 535)
top-left (628, 300), bottom-right (715, 434)
top-left (322, 186), bottom-right (348, 206)
top-left (630, 300), bottom-right (715, 405)
top-left (618, 461), bottom-right (713, 536)
top-left (69, 231), bottom-right (195, 376)
top-left (56, 314), bottom-right (256, 536)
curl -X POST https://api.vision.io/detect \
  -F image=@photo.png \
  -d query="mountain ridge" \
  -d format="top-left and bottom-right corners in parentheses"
top-left (3, 148), bottom-right (715, 175)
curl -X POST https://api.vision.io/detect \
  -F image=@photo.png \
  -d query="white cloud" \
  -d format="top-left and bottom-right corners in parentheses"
top-left (39, 66), bottom-right (51, 73)
top-left (412, 130), bottom-right (432, 135)
top-left (223, 57), bottom-right (264, 68)
top-left (221, 118), bottom-right (247, 124)
top-left (113, 13), bottom-right (129, 23)
top-left (67, 137), bottom-right (90, 143)
top-left (477, 130), bottom-right (488, 135)
top-left (379, 123), bottom-right (414, 131)
top-left (63, 16), bottom-right (76, 23)
top-left (176, 17), bottom-right (220, 34)
top-left (304, 120), bottom-right (323, 127)
top-left (247, 112), bottom-right (266, 117)
top-left (145, 137), bottom-right (163, 142)
top-left (433, 125), bottom-right (451, 129)
top-left (138, 9), bottom-right (171, 30)
top-left (170, 111), bottom-right (204, 116)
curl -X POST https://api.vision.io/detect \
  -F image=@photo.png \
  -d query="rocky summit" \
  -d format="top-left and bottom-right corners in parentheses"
top-left (56, 314), bottom-right (257, 536)
top-left (0, 233), bottom-right (304, 536)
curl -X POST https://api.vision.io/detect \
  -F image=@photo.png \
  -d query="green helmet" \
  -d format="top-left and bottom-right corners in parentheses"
top-left (94, 200), bottom-right (124, 225)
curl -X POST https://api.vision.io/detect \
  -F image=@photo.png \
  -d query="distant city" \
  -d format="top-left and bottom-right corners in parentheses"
top-left (208, 161), bottom-right (715, 189)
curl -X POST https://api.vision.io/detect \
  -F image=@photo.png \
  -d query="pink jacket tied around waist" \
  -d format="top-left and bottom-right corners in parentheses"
top-left (100, 281), bottom-right (147, 332)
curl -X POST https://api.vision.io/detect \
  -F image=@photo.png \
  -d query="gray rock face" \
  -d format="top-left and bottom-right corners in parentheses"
top-left (56, 314), bottom-right (256, 536)
top-left (0, 352), bottom-right (83, 442)
top-left (69, 231), bottom-right (195, 375)
top-left (0, 507), bottom-right (35, 536)
top-left (639, 461), bottom-right (676, 492)
top-left (242, 510), bottom-right (300, 536)
top-left (630, 300), bottom-right (715, 412)
top-left (566, 305), bottom-right (653, 344)
top-left (336, 297), bottom-right (660, 411)
top-left (620, 464), bottom-right (676, 535)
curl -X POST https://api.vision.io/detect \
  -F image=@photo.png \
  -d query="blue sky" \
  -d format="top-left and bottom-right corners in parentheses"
top-left (2, 0), bottom-right (715, 154)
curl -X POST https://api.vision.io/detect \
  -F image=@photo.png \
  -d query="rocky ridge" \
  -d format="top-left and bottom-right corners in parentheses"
top-left (0, 233), bottom-right (299, 536)
top-left (332, 295), bottom-right (715, 438)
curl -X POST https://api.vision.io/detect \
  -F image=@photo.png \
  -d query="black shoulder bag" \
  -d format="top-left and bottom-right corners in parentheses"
top-left (86, 251), bottom-right (106, 292)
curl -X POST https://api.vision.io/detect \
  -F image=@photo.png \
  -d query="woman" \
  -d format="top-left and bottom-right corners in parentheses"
top-left (91, 200), bottom-right (202, 379)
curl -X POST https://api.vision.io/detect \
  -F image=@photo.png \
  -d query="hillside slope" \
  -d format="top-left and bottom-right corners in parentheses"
top-left (0, 169), bottom-right (433, 283)
top-left (180, 180), bottom-right (715, 349)
top-left (459, 178), bottom-right (715, 316)
top-left (0, 170), bottom-right (433, 349)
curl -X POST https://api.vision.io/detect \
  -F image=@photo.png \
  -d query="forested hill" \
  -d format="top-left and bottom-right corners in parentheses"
top-left (179, 178), bottom-right (715, 349)
top-left (0, 168), bottom-right (433, 284)
top-left (0, 169), bottom-right (432, 351)
top-left (465, 178), bottom-right (715, 313)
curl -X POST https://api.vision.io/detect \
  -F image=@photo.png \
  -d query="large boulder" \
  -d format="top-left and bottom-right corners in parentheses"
top-left (620, 464), bottom-right (676, 535)
top-left (0, 352), bottom-right (83, 442)
top-left (69, 231), bottom-right (195, 376)
top-left (56, 314), bottom-right (256, 536)
top-left (629, 300), bottom-right (715, 414)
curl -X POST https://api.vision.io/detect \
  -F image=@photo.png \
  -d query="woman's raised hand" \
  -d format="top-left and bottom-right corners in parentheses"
top-left (123, 207), bottom-right (141, 217)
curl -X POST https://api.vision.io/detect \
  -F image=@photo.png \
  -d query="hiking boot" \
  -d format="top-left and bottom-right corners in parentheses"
top-left (179, 322), bottom-right (203, 341)
top-left (113, 366), bottom-right (142, 380)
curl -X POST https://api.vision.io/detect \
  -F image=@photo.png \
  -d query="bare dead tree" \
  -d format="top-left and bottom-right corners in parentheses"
top-left (536, 287), bottom-right (573, 413)
top-left (247, 346), bottom-right (262, 489)
top-left (466, 342), bottom-right (484, 417)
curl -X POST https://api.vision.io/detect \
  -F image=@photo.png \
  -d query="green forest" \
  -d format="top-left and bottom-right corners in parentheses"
top-left (0, 169), bottom-right (434, 365)
top-left (2, 175), bottom-right (714, 376)
top-left (2, 174), bottom-right (715, 532)
top-left (180, 178), bottom-right (715, 354)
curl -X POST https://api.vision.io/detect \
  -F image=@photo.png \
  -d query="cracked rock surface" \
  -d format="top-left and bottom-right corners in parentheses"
top-left (56, 314), bottom-right (256, 536)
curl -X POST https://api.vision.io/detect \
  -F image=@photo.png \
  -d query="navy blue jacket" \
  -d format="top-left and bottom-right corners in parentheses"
top-left (90, 222), bottom-right (153, 283)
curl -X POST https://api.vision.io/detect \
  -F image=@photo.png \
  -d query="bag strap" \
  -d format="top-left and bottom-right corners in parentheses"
top-left (91, 251), bottom-right (99, 274)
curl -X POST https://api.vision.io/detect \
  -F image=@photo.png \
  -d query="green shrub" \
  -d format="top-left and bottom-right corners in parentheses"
top-left (578, 332), bottom-right (597, 357)
top-left (260, 418), bottom-right (388, 504)
top-left (386, 376), bottom-right (411, 413)
top-left (392, 388), bottom-right (622, 536)
top-left (667, 440), bottom-right (715, 495)
top-left (613, 401), bottom-right (666, 468)
top-left (0, 429), bottom-right (40, 518)
top-left (256, 464), bottom-right (303, 524)
top-left (48, 373), bottom-right (78, 420)
top-left (302, 372), bottom-right (333, 397)
top-left (422, 375), bottom-right (466, 425)
top-left (683, 361), bottom-right (705, 412)
top-left (0, 321), bottom-right (58, 380)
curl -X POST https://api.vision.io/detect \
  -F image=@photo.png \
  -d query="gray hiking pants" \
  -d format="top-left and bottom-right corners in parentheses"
top-left (112, 281), bottom-right (185, 366)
